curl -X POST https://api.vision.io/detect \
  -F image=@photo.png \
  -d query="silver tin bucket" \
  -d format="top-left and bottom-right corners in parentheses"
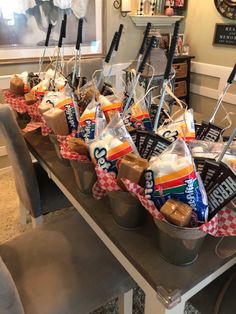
top-left (154, 219), bottom-right (207, 266)
top-left (108, 191), bottom-right (146, 229)
top-left (48, 134), bottom-right (70, 166)
top-left (70, 160), bottom-right (97, 194)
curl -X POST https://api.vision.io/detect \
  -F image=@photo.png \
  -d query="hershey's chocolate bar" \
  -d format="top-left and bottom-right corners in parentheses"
top-left (149, 135), bottom-right (172, 158)
top-left (207, 162), bottom-right (236, 219)
top-left (136, 130), bottom-right (148, 154)
top-left (201, 159), bottom-right (220, 189)
top-left (193, 157), bottom-right (206, 175)
top-left (198, 122), bottom-right (222, 142)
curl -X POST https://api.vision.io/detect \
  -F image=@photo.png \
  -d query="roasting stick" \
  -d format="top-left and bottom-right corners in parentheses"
top-left (106, 24), bottom-right (124, 81)
top-left (153, 21), bottom-right (180, 131)
top-left (123, 36), bottom-right (157, 113)
top-left (97, 31), bottom-right (119, 87)
top-left (209, 63), bottom-right (236, 123)
top-left (38, 23), bottom-right (53, 79)
top-left (217, 128), bottom-right (236, 163)
top-left (72, 18), bottom-right (84, 87)
top-left (52, 18), bottom-right (66, 88)
top-left (135, 22), bottom-right (152, 74)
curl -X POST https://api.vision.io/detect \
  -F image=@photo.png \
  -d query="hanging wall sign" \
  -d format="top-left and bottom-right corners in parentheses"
top-left (213, 23), bottom-right (236, 46)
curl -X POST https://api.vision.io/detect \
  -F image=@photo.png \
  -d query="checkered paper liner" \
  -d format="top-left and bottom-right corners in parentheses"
top-left (92, 181), bottom-right (107, 200)
top-left (120, 179), bottom-right (236, 237)
top-left (3, 90), bottom-right (28, 114)
top-left (94, 165), bottom-right (121, 192)
top-left (3, 90), bottom-right (51, 135)
top-left (56, 134), bottom-right (90, 162)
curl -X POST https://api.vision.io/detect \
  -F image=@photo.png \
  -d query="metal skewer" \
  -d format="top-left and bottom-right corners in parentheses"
top-left (153, 21), bottom-right (180, 131)
top-left (106, 24), bottom-right (124, 81)
top-left (209, 63), bottom-right (236, 123)
top-left (97, 31), bottom-right (119, 87)
top-left (52, 18), bottom-right (66, 88)
top-left (72, 18), bottom-right (83, 88)
top-left (123, 36), bottom-right (157, 113)
top-left (39, 23), bottom-right (53, 78)
top-left (135, 22), bottom-right (152, 74)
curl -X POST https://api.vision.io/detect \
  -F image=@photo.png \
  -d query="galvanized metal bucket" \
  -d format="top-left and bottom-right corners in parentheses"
top-left (154, 219), bottom-right (207, 266)
top-left (108, 191), bottom-right (146, 229)
top-left (70, 160), bottom-right (97, 194)
top-left (48, 134), bottom-right (70, 166)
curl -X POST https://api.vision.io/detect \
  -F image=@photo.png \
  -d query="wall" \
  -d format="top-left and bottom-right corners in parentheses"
top-left (185, 0), bottom-right (235, 66)
top-left (184, 0), bottom-right (236, 136)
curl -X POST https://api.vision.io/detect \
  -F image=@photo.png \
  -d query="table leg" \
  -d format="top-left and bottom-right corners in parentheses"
top-left (145, 292), bottom-right (185, 314)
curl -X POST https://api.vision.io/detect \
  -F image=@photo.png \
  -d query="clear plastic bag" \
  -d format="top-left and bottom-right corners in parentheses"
top-left (89, 112), bottom-right (138, 176)
top-left (145, 138), bottom-right (208, 223)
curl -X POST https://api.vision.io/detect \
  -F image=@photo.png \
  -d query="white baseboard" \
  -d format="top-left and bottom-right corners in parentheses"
top-left (191, 62), bottom-right (236, 106)
top-left (0, 166), bottom-right (12, 175)
top-left (0, 146), bottom-right (7, 157)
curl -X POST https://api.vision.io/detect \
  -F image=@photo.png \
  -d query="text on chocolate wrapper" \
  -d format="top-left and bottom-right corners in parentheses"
top-left (208, 176), bottom-right (236, 210)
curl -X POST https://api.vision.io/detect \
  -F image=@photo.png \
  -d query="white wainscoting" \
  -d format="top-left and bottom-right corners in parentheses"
top-left (191, 62), bottom-right (236, 106)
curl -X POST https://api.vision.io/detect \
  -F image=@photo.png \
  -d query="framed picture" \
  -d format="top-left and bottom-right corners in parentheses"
top-left (213, 24), bottom-right (236, 47)
top-left (0, 0), bottom-right (104, 64)
top-left (169, 34), bottom-right (185, 55)
top-left (160, 34), bottom-right (170, 53)
top-left (164, 0), bottom-right (187, 9)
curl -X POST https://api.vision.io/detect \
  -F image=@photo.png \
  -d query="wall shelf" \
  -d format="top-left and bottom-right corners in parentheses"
top-left (129, 15), bottom-right (184, 27)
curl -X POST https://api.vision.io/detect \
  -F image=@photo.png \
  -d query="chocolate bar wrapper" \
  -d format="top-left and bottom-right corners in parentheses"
top-left (207, 162), bottom-right (236, 220)
top-left (136, 130), bottom-right (149, 155)
top-left (193, 157), bottom-right (206, 175)
top-left (201, 159), bottom-right (220, 190)
top-left (149, 135), bottom-right (172, 158)
top-left (198, 121), bottom-right (222, 142)
top-left (149, 104), bottom-right (169, 128)
top-left (196, 121), bottom-right (208, 140)
top-left (194, 123), bottom-right (202, 137)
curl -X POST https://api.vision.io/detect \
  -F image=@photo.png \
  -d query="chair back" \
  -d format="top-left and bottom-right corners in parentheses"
top-left (0, 104), bottom-right (41, 218)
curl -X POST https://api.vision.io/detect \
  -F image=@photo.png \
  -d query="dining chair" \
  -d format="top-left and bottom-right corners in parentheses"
top-left (0, 211), bottom-right (134, 314)
top-left (0, 103), bottom-right (72, 226)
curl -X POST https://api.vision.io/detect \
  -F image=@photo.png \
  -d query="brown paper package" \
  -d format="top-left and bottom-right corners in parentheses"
top-left (160, 199), bottom-right (192, 227)
top-left (10, 76), bottom-right (24, 96)
top-left (43, 108), bottom-right (69, 136)
top-left (24, 92), bottom-right (37, 106)
top-left (117, 153), bottom-right (149, 191)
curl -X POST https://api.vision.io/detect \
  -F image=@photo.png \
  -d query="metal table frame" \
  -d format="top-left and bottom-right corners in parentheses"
top-left (25, 131), bottom-right (236, 314)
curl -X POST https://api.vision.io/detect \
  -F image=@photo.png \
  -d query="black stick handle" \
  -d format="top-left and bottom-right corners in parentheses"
top-left (227, 63), bottom-right (236, 84)
top-left (58, 19), bottom-right (65, 48)
top-left (62, 14), bottom-right (67, 38)
top-left (115, 24), bottom-right (124, 51)
top-left (138, 36), bottom-right (156, 73)
top-left (139, 22), bottom-right (152, 55)
top-left (105, 32), bottom-right (119, 63)
top-left (76, 18), bottom-right (84, 50)
top-left (164, 21), bottom-right (180, 80)
top-left (45, 23), bottom-right (52, 47)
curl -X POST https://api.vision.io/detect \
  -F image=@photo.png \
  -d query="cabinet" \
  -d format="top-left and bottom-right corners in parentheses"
top-left (172, 55), bottom-right (194, 108)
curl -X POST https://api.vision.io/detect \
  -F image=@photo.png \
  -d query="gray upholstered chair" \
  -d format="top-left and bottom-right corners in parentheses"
top-left (0, 103), bottom-right (72, 226)
top-left (0, 211), bottom-right (134, 314)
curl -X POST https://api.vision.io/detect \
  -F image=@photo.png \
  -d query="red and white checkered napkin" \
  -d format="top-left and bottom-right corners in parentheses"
top-left (92, 166), bottom-right (121, 200)
top-left (40, 117), bottom-right (52, 136)
top-left (56, 134), bottom-right (90, 162)
top-left (200, 207), bottom-right (236, 237)
top-left (95, 165), bottom-right (121, 192)
top-left (22, 121), bottom-right (42, 133)
top-left (26, 101), bottom-right (41, 122)
top-left (137, 194), bottom-right (166, 221)
top-left (121, 178), bottom-right (144, 197)
top-left (3, 90), bottom-right (27, 114)
top-left (92, 181), bottom-right (106, 200)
